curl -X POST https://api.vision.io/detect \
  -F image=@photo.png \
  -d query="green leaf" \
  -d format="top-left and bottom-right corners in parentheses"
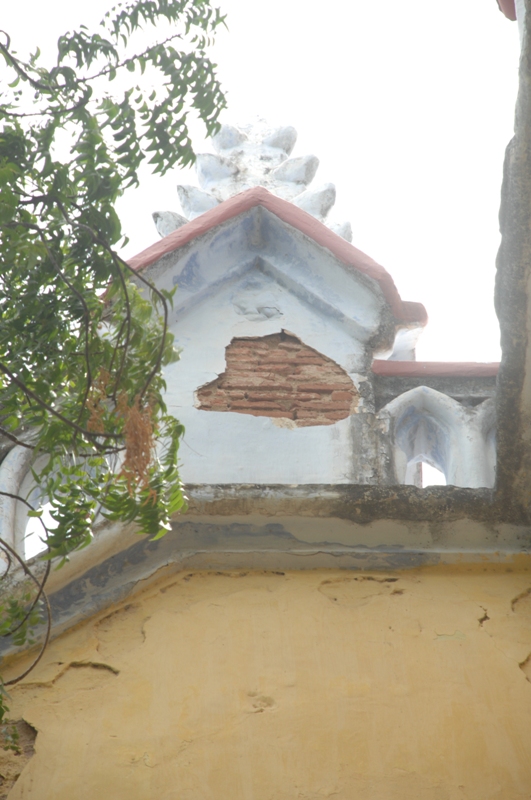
top-left (0, 0), bottom-right (225, 683)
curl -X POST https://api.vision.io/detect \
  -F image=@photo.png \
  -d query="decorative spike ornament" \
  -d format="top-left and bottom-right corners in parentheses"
top-left (152, 120), bottom-right (354, 240)
top-left (195, 153), bottom-right (238, 192)
top-left (152, 211), bottom-right (189, 238)
top-left (293, 184), bottom-right (336, 221)
top-left (328, 221), bottom-right (353, 243)
top-left (176, 186), bottom-right (219, 220)
top-left (262, 125), bottom-right (297, 155)
top-left (212, 124), bottom-right (248, 152)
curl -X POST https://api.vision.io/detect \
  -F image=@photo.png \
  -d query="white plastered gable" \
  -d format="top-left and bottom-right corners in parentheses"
top-left (139, 202), bottom-right (396, 485)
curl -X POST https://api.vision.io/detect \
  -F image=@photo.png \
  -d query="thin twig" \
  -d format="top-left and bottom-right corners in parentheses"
top-left (0, 533), bottom-right (52, 676)
top-left (107, 315), bottom-right (128, 377)
top-left (64, 219), bottom-right (133, 403)
top-left (0, 427), bottom-right (34, 450)
top-left (0, 491), bottom-right (52, 646)
top-left (4, 587), bottom-right (52, 687)
top-left (116, 251), bottom-right (169, 402)
top-left (0, 550), bottom-right (12, 582)
top-left (38, 235), bottom-right (94, 428)
top-left (0, 38), bottom-right (54, 93)
top-left (0, 361), bottom-right (119, 443)
top-left (78, 226), bottom-right (170, 403)
top-left (80, 32), bottom-right (183, 84)
top-left (107, 253), bottom-right (132, 401)
top-left (0, 491), bottom-right (49, 541)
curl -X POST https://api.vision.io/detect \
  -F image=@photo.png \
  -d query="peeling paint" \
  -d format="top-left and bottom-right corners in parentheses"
top-left (4, 566), bottom-right (531, 799)
top-left (519, 653), bottom-right (531, 682)
top-left (511, 585), bottom-right (531, 611)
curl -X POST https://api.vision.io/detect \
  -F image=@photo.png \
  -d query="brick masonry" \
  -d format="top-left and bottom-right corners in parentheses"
top-left (196, 332), bottom-right (359, 427)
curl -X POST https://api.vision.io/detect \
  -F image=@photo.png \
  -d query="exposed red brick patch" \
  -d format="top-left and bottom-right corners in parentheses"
top-left (196, 332), bottom-right (358, 427)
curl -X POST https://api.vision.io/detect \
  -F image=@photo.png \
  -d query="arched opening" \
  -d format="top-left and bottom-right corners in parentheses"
top-left (404, 457), bottom-right (447, 488)
top-left (395, 406), bottom-right (449, 487)
top-left (13, 449), bottom-right (123, 561)
top-left (383, 387), bottom-right (497, 489)
top-left (421, 462), bottom-right (447, 487)
top-left (23, 500), bottom-right (56, 560)
top-left (13, 455), bottom-right (55, 561)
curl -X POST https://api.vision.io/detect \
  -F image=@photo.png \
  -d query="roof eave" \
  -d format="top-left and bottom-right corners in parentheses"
top-left (127, 187), bottom-right (427, 327)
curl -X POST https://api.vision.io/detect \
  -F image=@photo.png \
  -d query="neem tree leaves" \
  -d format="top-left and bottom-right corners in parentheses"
top-left (0, 0), bottom-right (226, 706)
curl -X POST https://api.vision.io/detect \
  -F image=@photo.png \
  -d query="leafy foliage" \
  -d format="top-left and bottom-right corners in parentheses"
top-left (0, 0), bottom-right (226, 726)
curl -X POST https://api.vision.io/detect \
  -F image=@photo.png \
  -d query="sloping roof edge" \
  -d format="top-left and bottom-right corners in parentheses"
top-left (372, 360), bottom-right (500, 378)
top-left (127, 187), bottom-right (427, 326)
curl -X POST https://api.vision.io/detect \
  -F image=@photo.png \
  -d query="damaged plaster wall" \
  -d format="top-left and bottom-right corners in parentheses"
top-left (3, 564), bottom-right (531, 799)
top-left (196, 332), bottom-right (359, 426)
top-left (163, 257), bottom-right (374, 485)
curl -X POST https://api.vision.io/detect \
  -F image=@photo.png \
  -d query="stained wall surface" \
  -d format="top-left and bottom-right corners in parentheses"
top-left (4, 564), bottom-right (531, 800)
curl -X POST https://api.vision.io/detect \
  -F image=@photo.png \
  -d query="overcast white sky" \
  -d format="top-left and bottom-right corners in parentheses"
top-left (2, 0), bottom-right (520, 361)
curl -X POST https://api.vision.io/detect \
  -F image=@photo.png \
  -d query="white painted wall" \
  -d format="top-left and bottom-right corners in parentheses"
top-left (165, 270), bottom-right (368, 485)
top-left (380, 388), bottom-right (496, 488)
top-left (141, 206), bottom-right (390, 485)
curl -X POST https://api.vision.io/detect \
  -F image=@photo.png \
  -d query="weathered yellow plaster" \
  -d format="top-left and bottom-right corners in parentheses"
top-left (4, 563), bottom-right (531, 799)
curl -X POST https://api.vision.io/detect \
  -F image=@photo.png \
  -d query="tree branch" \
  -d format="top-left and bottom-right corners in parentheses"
top-left (0, 362), bottom-right (119, 443)
top-left (0, 428), bottom-right (34, 450)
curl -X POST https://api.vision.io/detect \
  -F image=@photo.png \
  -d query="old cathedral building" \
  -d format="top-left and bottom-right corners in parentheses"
top-left (0, 98), bottom-right (531, 799)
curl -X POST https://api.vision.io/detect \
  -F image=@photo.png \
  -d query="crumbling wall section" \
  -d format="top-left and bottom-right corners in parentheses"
top-left (196, 332), bottom-right (359, 427)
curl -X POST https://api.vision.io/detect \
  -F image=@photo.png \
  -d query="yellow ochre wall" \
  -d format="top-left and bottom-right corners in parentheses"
top-left (4, 562), bottom-right (531, 800)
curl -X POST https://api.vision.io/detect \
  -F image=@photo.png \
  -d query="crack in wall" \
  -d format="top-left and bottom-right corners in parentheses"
top-left (511, 586), bottom-right (531, 611)
top-left (6, 568), bottom-right (531, 796)
top-left (318, 574), bottom-right (402, 606)
top-left (478, 606), bottom-right (490, 626)
top-left (68, 661), bottom-right (120, 676)
top-left (140, 617), bottom-right (151, 643)
top-left (95, 603), bottom-right (146, 655)
top-left (320, 576), bottom-right (399, 586)
top-left (519, 653), bottom-right (531, 683)
top-left (20, 659), bottom-right (119, 689)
